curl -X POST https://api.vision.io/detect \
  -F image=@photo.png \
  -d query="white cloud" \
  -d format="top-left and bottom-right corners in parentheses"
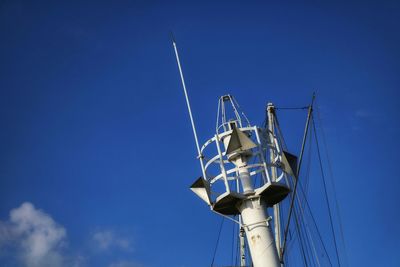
top-left (0, 203), bottom-right (141, 267)
top-left (92, 230), bottom-right (133, 252)
top-left (0, 202), bottom-right (66, 267)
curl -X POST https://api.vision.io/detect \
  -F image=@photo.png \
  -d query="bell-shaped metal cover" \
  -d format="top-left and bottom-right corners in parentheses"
top-left (281, 150), bottom-right (298, 178)
top-left (255, 182), bottom-right (291, 207)
top-left (190, 177), bottom-right (211, 205)
top-left (226, 127), bottom-right (257, 155)
top-left (212, 191), bottom-right (245, 215)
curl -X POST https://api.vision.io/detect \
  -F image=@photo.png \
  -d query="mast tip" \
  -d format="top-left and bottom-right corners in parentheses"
top-left (170, 31), bottom-right (176, 44)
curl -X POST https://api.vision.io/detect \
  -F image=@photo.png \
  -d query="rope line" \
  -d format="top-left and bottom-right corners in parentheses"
top-left (298, 180), bottom-right (333, 266)
top-left (276, 106), bottom-right (309, 110)
top-left (315, 105), bottom-right (349, 267)
top-left (295, 183), bottom-right (321, 267)
top-left (276, 115), bottom-right (311, 267)
top-left (210, 217), bottom-right (225, 267)
top-left (312, 116), bottom-right (341, 267)
top-left (275, 100), bottom-right (334, 267)
top-left (231, 219), bottom-right (234, 266)
top-left (293, 207), bottom-right (309, 267)
top-left (281, 95), bottom-right (314, 258)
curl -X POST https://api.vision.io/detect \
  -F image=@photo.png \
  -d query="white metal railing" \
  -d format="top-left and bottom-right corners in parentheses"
top-left (199, 126), bottom-right (288, 197)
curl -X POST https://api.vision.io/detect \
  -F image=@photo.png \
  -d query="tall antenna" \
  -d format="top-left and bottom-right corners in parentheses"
top-left (171, 34), bottom-right (206, 178)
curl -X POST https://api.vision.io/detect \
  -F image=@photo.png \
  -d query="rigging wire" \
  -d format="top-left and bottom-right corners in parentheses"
top-left (231, 218), bottom-right (234, 266)
top-left (276, 106), bottom-right (309, 110)
top-left (302, 126), bottom-right (313, 200)
top-left (285, 133), bottom-right (332, 266)
top-left (293, 181), bottom-right (314, 266)
top-left (275, 105), bottom-right (333, 267)
top-left (312, 115), bottom-right (341, 267)
top-left (286, 164), bottom-right (310, 267)
top-left (235, 230), bottom-right (240, 267)
top-left (294, 181), bottom-right (322, 267)
top-left (295, 134), bottom-right (325, 267)
top-left (292, 207), bottom-right (309, 267)
top-left (274, 109), bottom-right (308, 266)
top-left (298, 180), bottom-right (333, 266)
top-left (275, 116), bottom-right (310, 267)
top-left (315, 105), bottom-right (349, 267)
top-left (212, 98), bottom-right (342, 267)
top-left (210, 217), bottom-right (225, 267)
top-left (281, 94), bottom-right (315, 258)
top-left (297, 201), bottom-right (317, 267)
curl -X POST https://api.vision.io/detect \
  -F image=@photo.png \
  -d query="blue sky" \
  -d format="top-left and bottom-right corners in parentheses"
top-left (0, 1), bottom-right (399, 266)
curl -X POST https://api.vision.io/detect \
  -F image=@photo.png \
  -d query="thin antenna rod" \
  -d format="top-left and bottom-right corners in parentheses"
top-left (171, 35), bottom-right (206, 174)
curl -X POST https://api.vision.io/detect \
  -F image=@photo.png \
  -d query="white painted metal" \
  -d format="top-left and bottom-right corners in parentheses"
top-left (215, 133), bottom-right (231, 193)
top-left (172, 39), bottom-right (207, 179)
top-left (238, 197), bottom-right (281, 267)
top-left (233, 143), bottom-right (280, 267)
top-left (179, 93), bottom-right (290, 267)
top-left (201, 126), bottom-right (273, 186)
top-left (172, 40), bottom-right (294, 266)
top-left (267, 103), bottom-right (282, 259)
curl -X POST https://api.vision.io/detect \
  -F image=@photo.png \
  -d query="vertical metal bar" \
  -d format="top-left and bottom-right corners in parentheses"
top-left (222, 97), bottom-right (227, 131)
top-left (267, 103), bottom-right (282, 257)
top-left (232, 97), bottom-right (251, 127)
top-left (215, 134), bottom-right (230, 193)
top-left (228, 96), bottom-right (242, 128)
top-left (216, 98), bottom-right (221, 133)
top-left (296, 93), bottom-right (316, 176)
top-left (254, 127), bottom-right (271, 184)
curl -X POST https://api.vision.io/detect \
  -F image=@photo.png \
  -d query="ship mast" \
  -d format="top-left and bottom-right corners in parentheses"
top-left (173, 39), bottom-right (297, 267)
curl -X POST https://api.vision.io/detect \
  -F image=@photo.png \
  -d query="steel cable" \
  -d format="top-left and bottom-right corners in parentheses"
top-left (315, 105), bottom-right (349, 267)
top-left (210, 217), bottom-right (225, 267)
top-left (312, 116), bottom-right (341, 267)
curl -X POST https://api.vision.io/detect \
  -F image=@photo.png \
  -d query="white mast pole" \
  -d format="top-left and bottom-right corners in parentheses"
top-left (172, 36), bottom-right (206, 177)
top-left (226, 98), bottom-right (280, 267)
top-left (267, 103), bottom-right (282, 261)
top-left (238, 197), bottom-right (280, 267)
